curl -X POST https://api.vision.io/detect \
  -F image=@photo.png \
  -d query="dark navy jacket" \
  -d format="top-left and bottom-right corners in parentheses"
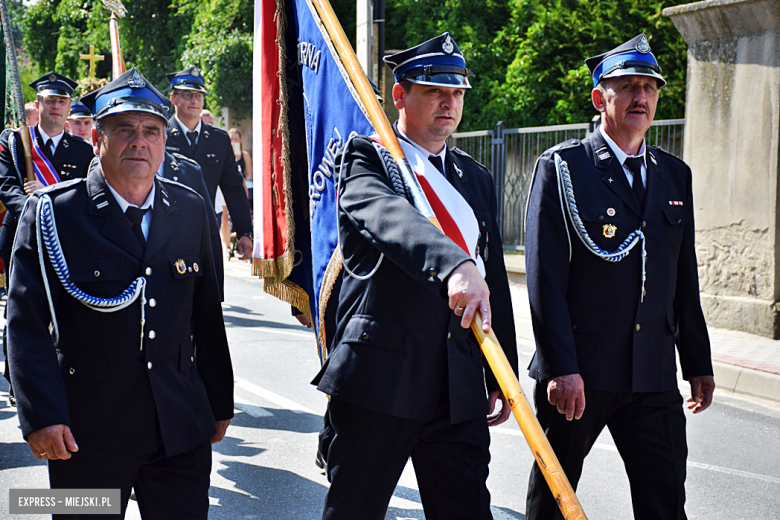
top-left (314, 134), bottom-right (518, 425)
top-left (525, 129), bottom-right (713, 392)
top-left (7, 168), bottom-right (233, 457)
top-left (165, 118), bottom-right (252, 238)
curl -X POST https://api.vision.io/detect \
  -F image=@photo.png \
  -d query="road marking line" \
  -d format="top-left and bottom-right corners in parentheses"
top-left (225, 323), bottom-right (313, 339)
top-left (235, 377), bottom-right (318, 415)
top-left (491, 429), bottom-right (780, 485)
top-left (234, 400), bottom-right (274, 418)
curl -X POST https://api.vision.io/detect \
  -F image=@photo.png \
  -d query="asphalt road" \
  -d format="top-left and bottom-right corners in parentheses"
top-left (1, 261), bottom-right (779, 519)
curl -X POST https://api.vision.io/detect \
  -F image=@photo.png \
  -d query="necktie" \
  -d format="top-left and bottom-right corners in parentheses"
top-left (186, 131), bottom-right (198, 153)
top-left (428, 155), bottom-right (444, 176)
top-left (46, 138), bottom-right (55, 157)
top-left (625, 157), bottom-right (645, 213)
top-left (125, 207), bottom-right (149, 247)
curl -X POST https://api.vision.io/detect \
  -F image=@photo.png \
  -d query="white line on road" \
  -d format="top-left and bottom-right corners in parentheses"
top-left (235, 377), bottom-right (319, 415)
top-left (491, 428), bottom-right (780, 485)
top-left (225, 322), bottom-right (313, 339)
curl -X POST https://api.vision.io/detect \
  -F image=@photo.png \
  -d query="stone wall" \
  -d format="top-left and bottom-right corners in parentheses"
top-left (664, 0), bottom-right (780, 337)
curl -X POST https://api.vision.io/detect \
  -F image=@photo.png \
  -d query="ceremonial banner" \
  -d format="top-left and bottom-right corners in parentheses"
top-left (253, 0), bottom-right (374, 362)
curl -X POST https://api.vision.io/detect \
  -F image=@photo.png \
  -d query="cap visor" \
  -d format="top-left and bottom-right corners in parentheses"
top-left (95, 102), bottom-right (168, 121)
top-left (601, 67), bottom-right (666, 88)
top-left (406, 73), bottom-right (471, 89)
top-left (173, 84), bottom-right (207, 94)
top-left (37, 89), bottom-right (71, 98)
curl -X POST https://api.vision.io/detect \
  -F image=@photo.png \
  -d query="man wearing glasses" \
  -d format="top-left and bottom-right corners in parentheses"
top-left (165, 67), bottom-right (253, 262)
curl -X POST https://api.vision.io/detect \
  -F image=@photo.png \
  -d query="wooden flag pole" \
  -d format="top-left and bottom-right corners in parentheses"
top-left (308, 0), bottom-right (588, 518)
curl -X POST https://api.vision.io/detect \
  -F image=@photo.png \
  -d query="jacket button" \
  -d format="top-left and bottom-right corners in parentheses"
top-left (149, 299), bottom-right (156, 307)
top-left (147, 362), bottom-right (153, 370)
top-left (598, 215), bottom-right (604, 221)
top-left (428, 268), bottom-right (437, 277)
top-left (93, 270), bottom-right (100, 278)
top-left (69, 367), bottom-right (75, 375)
top-left (677, 218), bottom-right (682, 224)
top-left (635, 323), bottom-right (641, 331)
top-left (361, 331), bottom-right (369, 340)
top-left (481, 221), bottom-right (486, 227)
top-left (145, 267), bottom-right (153, 276)
top-left (572, 325), bottom-right (577, 330)
top-left (642, 221), bottom-right (647, 228)
top-left (447, 332), bottom-right (451, 339)
top-left (149, 330), bottom-right (156, 339)
top-left (191, 356), bottom-right (194, 362)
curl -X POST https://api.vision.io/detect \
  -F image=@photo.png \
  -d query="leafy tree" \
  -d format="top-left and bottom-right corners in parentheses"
top-left (485, 0), bottom-right (697, 129)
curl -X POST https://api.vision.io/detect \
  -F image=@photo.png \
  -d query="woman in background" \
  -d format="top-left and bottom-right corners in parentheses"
top-left (229, 128), bottom-right (253, 211)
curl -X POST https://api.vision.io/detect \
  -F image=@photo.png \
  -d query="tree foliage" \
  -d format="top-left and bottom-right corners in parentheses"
top-left (16, 0), bottom-right (696, 129)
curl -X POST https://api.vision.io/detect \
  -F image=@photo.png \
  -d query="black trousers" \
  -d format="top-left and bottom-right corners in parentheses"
top-left (526, 383), bottom-right (688, 520)
top-left (48, 441), bottom-right (212, 519)
top-left (323, 391), bottom-right (493, 520)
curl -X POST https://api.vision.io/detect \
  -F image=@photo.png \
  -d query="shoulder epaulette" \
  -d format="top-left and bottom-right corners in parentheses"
top-left (546, 139), bottom-right (581, 156)
top-left (158, 175), bottom-right (199, 196)
top-left (451, 147), bottom-right (489, 172)
top-left (171, 152), bottom-right (199, 167)
top-left (204, 124), bottom-right (229, 137)
top-left (40, 178), bottom-right (85, 194)
top-left (649, 145), bottom-right (684, 164)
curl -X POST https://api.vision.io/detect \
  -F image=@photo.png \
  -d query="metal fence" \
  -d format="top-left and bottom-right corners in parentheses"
top-left (448, 118), bottom-right (686, 249)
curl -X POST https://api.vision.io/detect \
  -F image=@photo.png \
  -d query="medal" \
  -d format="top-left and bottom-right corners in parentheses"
top-left (175, 259), bottom-right (186, 274)
top-left (603, 224), bottom-right (617, 238)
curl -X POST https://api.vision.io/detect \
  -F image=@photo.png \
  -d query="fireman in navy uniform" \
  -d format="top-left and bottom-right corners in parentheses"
top-left (164, 66), bottom-right (253, 261)
top-left (7, 68), bottom-right (233, 519)
top-left (0, 73), bottom-right (94, 271)
top-left (0, 72), bottom-right (94, 400)
top-left (524, 34), bottom-right (715, 519)
top-left (67, 97), bottom-right (95, 142)
top-left (313, 33), bottom-right (518, 519)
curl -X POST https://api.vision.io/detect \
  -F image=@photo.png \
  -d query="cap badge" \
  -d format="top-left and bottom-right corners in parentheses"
top-left (603, 224), bottom-right (617, 238)
top-left (128, 69), bottom-right (145, 88)
top-left (48, 73), bottom-right (57, 82)
top-left (636, 34), bottom-right (651, 54)
top-left (175, 259), bottom-right (187, 275)
top-left (442, 34), bottom-right (454, 54)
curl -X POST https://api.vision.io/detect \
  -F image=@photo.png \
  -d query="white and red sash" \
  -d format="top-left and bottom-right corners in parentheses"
top-left (27, 127), bottom-right (62, 186)
top-left (391, 138), bottom-right (485, 277)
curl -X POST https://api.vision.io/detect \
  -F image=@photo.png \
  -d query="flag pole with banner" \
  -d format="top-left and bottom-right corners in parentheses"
top-left (253, 0), bottom-right (587, 517)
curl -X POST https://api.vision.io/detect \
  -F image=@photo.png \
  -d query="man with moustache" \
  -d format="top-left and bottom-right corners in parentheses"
top-left (313, 33), bottom-right (517, 519)
top-left (7, 68), bottom-right (233, 519)
top-left (164, 67), bottom-right (253, 261)
top-left (524, 34), bottom-right (715, 519)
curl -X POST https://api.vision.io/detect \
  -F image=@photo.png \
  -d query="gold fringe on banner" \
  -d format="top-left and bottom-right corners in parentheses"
top-left (316, 248), bottom-right (342, 363)
top-left (263, 277), bottom-right (313, 329)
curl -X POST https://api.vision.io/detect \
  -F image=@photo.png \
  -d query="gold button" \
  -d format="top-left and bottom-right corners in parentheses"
top-left (145, 267), bottom-right (152, 276)
top-left (642, 221), bottom-right (647, 228)
top-left (69, 367), bottom-right (75, 375)
top-left (428, 268), bottom-right (437, 277)
top-left (635, 324), bottom-right (641, 331)
top-left (147, 362), bottom-right (153, 369)
top-left (149, 330), bottom-right (156, 339)
top-left (360, 331), bottom-right (369, 340)
top-left (149, 299), bottom-right (157, 308)
top-left (93, 270), bottom-right (100, 277)
top-left (190, 356), bottom-right (194, 362)
top-left (677, 218), bottom-right (682, 224)
top-left (447, 332), bottom-right (451, 339)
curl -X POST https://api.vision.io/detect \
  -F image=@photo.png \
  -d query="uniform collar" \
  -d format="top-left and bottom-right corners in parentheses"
top-left (599, 124), bottom-right (646, 169)
top-left (38, 126), bottom-right (65, 150)
top-left (104, 179), bottom-right (155, 213)
top-left (175, 114), bottom-right (201, 136)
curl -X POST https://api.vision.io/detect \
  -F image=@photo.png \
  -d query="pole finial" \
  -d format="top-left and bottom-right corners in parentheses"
top-left (101, 0), bottom-right (127, 18)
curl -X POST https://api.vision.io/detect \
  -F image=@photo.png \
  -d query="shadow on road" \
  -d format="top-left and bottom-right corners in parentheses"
top-left (228, 407), bottom-right (323, 435)
top-left (208, 460), bottom-right (328, 519)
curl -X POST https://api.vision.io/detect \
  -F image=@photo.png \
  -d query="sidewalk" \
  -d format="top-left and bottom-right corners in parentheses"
top-left (504, 253), bottom-right (780, 403)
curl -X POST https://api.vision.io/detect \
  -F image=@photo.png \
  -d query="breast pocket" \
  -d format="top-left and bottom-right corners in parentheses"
top-left (205, 153), bottom-right (220, 166)
top-left (662, 206), bottom-right (685, 251)
top-left (169, 255), bottom-right (204, 310)
top-left (578, 205), bottom-right (623, 250)
top-left (68, 256), bottom-right (129, 298)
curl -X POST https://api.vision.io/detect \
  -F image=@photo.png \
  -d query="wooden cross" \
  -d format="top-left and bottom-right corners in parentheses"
top-left (79, 45), bottom-right (105, 78)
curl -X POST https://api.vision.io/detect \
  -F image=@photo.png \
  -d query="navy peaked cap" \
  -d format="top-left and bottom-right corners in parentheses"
top-left (586, 33), bottom-right (666, 88)
top-left (81, 68), bottom-right (171, 121)
top-left (383, 32), bottom-right (472, 89)
top-left (29, 72), bottom-right (77, 98)
top-left (167, 66), bottom-right (207, 93)
top-left (69, 97), bottom-right (93, 119)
